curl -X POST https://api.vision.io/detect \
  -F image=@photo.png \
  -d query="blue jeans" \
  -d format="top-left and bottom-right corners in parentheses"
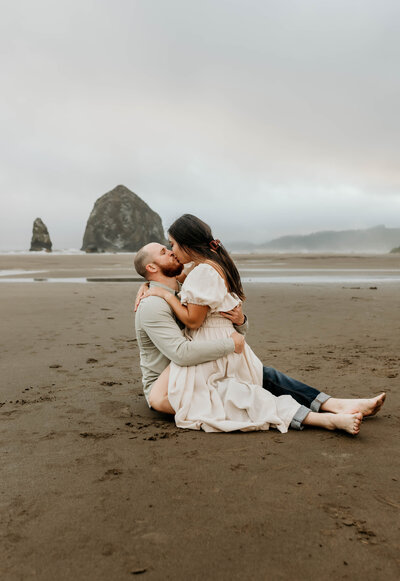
top-left (262, 366), bottom-right (331, 430)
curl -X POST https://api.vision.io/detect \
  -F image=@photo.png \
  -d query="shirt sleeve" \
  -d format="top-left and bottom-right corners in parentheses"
top-left (234, 315), bottom-right (249, 336)
top-left (139, 296), bottom-right (235, 366)
top-left (180, 264), bottom-right (229, 309)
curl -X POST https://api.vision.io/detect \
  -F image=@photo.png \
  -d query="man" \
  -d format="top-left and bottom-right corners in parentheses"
top-left (134, 243), bottom-right (385, 428)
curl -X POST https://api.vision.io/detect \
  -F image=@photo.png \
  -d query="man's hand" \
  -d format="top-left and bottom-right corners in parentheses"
top-left (230, 331), bottom-right (245, 354)
top-left (134, 282), bottom-right (149, 312)
top-left (221, 304), bottom-right (245, 326)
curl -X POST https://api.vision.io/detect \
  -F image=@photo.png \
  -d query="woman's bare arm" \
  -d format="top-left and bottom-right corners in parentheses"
top-left (142, 287), bottom-right (209, 329)
top-left (165, 295), bottom-right (209, 329)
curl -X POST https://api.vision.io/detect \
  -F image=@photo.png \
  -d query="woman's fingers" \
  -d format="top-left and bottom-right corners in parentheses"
top-left (134, 283), bottom-right (149, 311)
top-left (134, 295), bottom-right (144, 311)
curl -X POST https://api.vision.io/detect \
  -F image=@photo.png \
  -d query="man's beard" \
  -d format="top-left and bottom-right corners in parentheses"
top-left (159, 262), bottom-right (184, 278)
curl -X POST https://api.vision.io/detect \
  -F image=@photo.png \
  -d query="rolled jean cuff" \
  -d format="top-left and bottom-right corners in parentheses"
top-left (290, 405), bottom-right (311, 431)
top-left (310, 392), bottom-right (331, 412)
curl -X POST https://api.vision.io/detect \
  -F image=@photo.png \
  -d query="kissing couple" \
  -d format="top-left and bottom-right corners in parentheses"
top-left (134, 214), bottom-right (385, 435)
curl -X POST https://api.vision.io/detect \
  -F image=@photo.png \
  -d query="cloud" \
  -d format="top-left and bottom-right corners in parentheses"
top-left (1, 0), bottom-right (400, 248)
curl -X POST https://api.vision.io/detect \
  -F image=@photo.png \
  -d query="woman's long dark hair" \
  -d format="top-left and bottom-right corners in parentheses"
top-left (168, 214), bottom-right (245, 301)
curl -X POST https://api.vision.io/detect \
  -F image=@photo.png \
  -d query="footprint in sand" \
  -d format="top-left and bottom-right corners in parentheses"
top-left (98, 468), bottom-right (123, 481)
top-left (322, 504), bottom-right (378, 544)
top-left (143, 432), bottom-right (172, 440)
top-left (100, 381), bottom-right (122, 386)
top-left (99, 401), bottom-right (131, 419)
top-left (79, 432), bottom-right (114, 439)
top-left (1, 408), bottom-right (21, 418)
top-left (101, 543), bottom-right (116, 556)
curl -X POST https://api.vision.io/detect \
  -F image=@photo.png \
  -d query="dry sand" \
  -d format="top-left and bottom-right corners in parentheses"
top-left (1, 253), bottom-right (399, 580)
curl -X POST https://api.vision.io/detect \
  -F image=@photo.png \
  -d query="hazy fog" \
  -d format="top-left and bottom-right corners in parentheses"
top-left (1, 0), bottom-right (400, 249)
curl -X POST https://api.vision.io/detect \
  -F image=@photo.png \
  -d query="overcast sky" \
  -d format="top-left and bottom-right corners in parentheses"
top-left (1, 0), bottom-right (400, 249)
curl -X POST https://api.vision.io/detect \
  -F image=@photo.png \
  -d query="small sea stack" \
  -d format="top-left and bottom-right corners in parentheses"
top-left (30, 218), bottom-right (52, 252)
top-left (81, 185), bottom-right (166, 253)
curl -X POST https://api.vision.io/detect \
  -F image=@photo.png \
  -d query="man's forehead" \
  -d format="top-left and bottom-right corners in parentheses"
top-left (146, 242), bottom-right (166, 257)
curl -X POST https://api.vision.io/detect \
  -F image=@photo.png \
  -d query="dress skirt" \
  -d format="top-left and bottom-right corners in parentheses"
top-left (168, 316), bottom-right (301, 433)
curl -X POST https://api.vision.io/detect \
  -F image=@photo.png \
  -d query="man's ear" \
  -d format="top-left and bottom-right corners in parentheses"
top-left (145, 262), bottom-right (158, 275)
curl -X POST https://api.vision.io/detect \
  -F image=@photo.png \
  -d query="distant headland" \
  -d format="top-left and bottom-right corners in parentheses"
top-left (227, 225), bottom-right (400, 254)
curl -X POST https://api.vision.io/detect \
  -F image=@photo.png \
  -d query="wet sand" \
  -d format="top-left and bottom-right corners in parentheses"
top-left (1, 254), bottom-right (399, 580)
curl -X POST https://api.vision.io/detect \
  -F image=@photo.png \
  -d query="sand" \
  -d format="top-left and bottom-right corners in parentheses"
top-left (1, 253), bottom-right (399, 580)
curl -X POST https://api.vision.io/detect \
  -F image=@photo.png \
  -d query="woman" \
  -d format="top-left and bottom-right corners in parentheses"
top-left (143, 214), bottom-right (369, 435)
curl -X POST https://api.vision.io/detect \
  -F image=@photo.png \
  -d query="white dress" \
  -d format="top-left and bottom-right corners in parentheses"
top-left (168, 263), bottom-right (301, 433)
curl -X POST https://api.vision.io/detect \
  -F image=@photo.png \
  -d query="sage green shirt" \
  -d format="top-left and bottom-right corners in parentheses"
top-left (135, 281), bottom-right (248, 403)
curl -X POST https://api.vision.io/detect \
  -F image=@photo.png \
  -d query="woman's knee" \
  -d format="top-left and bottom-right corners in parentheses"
top-left (148, 390), bottom-right (161, 411)
top-left (149, 390), bottom-right (172, 414)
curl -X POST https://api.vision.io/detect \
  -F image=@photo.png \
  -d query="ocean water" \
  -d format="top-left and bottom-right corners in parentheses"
top-left (0, 249), bottom-right (86, 255)
top-left (1, 267), bottom-right (400, 284)
top-left (241, 274), bottom-right (400, 284)
top-left (239, 267), bottom-right (400, 284)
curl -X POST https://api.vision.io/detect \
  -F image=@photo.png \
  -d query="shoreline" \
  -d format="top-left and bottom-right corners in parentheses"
top-left (1, 253), bottom-right (399, 287)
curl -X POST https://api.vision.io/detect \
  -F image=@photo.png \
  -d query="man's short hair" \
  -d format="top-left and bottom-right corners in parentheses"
top-left (134, 246), bottom-right (152, 278)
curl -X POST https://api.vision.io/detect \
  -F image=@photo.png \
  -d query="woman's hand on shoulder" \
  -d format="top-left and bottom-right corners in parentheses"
top-left (135, 284), bottom-right (170, 311)
top-left (134, 282), bottom-right (149, 311)
top-left (141, 286), bottom-right (170, 301)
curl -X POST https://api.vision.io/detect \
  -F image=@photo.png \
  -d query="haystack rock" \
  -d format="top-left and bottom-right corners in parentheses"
top-left (30, 218), bottom-right (52, 252)
top-left (81, 185), bottom-right (166, 253)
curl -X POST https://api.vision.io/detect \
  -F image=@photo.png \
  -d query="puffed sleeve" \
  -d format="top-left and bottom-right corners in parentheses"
top-left (179, 263), bottom-right (228, 309)
top-left (182, 261), bottom-right (195, 276)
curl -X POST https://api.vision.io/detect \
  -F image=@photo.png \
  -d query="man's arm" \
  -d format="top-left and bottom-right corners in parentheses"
top-left (138, 297), bottom-right (238, 366)
top-left (234, 316), bottom-right (248, 336)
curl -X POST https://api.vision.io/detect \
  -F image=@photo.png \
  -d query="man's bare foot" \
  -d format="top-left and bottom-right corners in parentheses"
top-left (326, 412), bottom-right (363, 435)
top-left (321, 393), bottom-right (386, 417)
